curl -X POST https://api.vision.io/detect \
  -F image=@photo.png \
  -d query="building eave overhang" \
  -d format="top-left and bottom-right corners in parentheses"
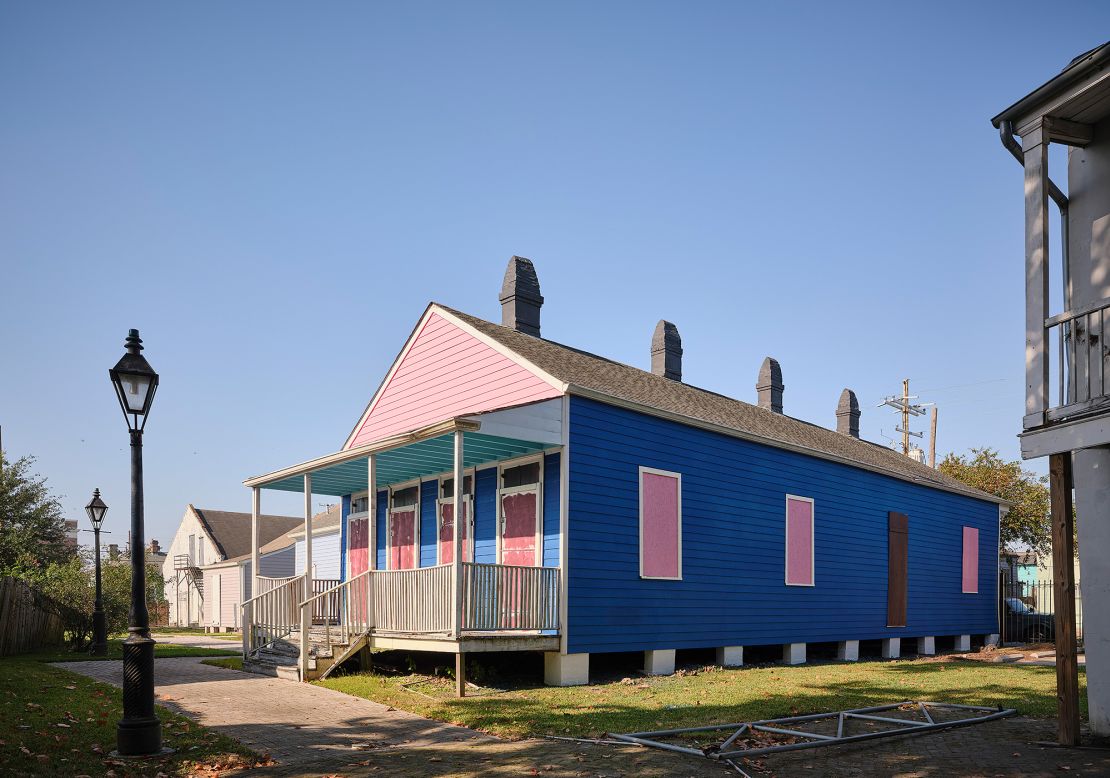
top-left (991, 41), bottom-right (1110, 129)
top-left (565, 384), bottom-right (1010, 507)
top-left (244, 418), bottom-right (482, 491)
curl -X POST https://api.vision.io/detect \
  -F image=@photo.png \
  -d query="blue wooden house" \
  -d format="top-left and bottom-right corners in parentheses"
top-left (240, 257), bottom-right (1003, 686)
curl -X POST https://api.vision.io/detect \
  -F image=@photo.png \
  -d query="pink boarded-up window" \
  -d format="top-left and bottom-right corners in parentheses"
top-left (962, 527), bottom-right (979, 593)
top-left (785, 496), bottom-right (815, 586)
top-left (639, 467), bottom-right (682, 580)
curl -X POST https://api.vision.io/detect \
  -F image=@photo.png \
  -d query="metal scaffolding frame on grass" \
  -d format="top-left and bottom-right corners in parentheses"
top-left (608, 701), bottom-right (1017, 761)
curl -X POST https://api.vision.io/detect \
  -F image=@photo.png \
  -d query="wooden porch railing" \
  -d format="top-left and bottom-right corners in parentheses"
top-left (462, 563), bottom-right (560, 631)
top-left (312, 578), bottom-right (341, 625)
top-left (1045, 296), bottom-right (1110, 421)
top-left (374, 565), bottom-right (454, 633)
top-left (241, 574), bottom-right (304, 658)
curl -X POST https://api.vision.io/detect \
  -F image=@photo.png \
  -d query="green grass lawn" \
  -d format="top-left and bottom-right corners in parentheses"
top-left (150, 628), bottom-right (243, 642)
top-left (27, 639), bottom-right (237, 663)
top-left (0, 655), bottom-right (265, 777)
top-left (200, 656), bottom-right (244, 671)
top-left (316, 657), bottom-right (1087, 740)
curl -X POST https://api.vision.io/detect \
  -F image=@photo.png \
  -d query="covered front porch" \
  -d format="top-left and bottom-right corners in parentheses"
top-left (239, 410), bottom-right (564, 690)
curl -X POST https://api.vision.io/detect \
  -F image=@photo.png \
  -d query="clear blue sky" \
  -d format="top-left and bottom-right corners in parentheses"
top-left (2, 2), bottom-right (1106, 547)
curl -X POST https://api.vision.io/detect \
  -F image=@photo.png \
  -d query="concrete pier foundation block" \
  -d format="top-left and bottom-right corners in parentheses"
top-left (643, 649), bottom-right (676, 676)
top-left (917, 636), bottom-right (936, 656)
top-left (837, 640), bottom-right (859, 661)
top-left (544, 652), bottom-right (589, 686)
top-left (955, 635), bottom-right (971, 652)
top-left (783, 643), bottom-right (806, 665)
top-left (882, 638), bottom-right (901, 659)
top-left (716, 646), bottom-right (744, 667)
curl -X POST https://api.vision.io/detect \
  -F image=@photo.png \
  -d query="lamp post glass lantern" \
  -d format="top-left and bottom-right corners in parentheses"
top-left (85, 489), bottom-right (108, 657)
top-left (108, 329), bottom-right (166, 757)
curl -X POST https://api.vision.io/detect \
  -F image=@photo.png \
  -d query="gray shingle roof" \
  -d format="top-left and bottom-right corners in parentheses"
top-left (440, 305), bottom-right (1001, 504)
top-left (192, 506), bottom-right (302, 561)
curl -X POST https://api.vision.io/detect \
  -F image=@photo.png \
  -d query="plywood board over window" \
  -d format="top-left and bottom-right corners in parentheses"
top-left (639, 467), bottom-right (682, 580)
top-left (887, 512), bottom-right (908, 627)
top-left (785, 495), bottom-right (815, 586)
top-left (962, 526), bottom-right (979, 594)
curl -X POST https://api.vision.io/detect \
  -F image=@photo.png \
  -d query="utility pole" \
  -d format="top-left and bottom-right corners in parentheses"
top-left (879, 379), bottom-right (930, 456)
top-left (929, 407), bottom-right (938, 468)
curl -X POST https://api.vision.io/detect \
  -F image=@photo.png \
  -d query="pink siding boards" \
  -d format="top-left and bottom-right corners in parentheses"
top-left (785, 496), bottom-right (814, 586)
top-left (640, 469), bottom-right (681, 579)
top-left (962, 526), bottom-right (979, 593)
top-left (346, 312), bottom-right (561, 449)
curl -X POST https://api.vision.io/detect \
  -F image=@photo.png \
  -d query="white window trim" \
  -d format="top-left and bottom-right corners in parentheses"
top-left (784, 494), bottom-right (816, 587)
top-left (436, 468), bottom-right (476, 565)
top-left (496, 454), bottom-right (544, 566)
top-left (638, 466), bottom-right (683, 581)
top-left (387, 479), bottom-right (421, 570)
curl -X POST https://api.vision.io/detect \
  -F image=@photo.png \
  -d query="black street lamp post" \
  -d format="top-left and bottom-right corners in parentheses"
top-left (108, 328), bottom-right (164, 757)
top-left (85, 489), bottom-right (109, 657)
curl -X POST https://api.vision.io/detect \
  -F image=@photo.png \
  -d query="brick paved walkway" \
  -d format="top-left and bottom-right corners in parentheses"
top-left (54, 657), bottom-right (488, 769)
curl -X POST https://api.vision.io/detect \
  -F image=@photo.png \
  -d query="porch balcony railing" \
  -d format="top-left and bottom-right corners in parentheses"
top-left (1045, 296), bottom-right (1110, 422)
top-left (295, 562), bottom-right (560, 660)
top-left (242, 574), bottom-right (305, 657)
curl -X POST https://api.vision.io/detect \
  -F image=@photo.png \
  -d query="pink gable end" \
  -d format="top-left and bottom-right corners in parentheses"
top-left (785, 497), bottom-right (814, 586)
top-left (641, 472), bottom-right (680, 579)
top-left (346, 312), bottom-right (561, 449)
top-left (962, 526), bottom-right (979, 593)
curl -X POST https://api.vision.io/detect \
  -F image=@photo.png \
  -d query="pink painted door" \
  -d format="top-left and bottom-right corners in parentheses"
top-left (389, 509), bottom-right (416, 570)
top-left (439, 500), bottom-right (471, 564)
top-left (349, 517), bottom-right (369, 578)
top-left (500, 490), bottom-right (539, 566)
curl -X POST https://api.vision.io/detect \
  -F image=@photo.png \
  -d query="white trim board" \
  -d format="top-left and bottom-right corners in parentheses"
top-left (638, 466), bottom-right (683, 581)
top-left (784, 494), bottom-right (816, 587)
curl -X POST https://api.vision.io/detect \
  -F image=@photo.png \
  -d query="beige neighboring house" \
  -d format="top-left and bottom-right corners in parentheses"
top-left (162, 505), bottom-right (301, 628)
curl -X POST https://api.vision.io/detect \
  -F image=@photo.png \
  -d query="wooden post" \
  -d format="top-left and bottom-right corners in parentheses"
top-left (452, 430), bottom-right (464, 639)
top-left (368, 455), bottom-right (377, 571)
top-left (300, 473), bottom-right (313, 680)
top-left (1024, 126), bottom-right (1051, 428)
top-left (251, 488), bottom-right (261, 602)
top-left (929, 407), bottom-right (938, 468)
top-left (1050, 452), bottom-right (1080, 746)
top-left (456, 652), bottom-right (466, 698)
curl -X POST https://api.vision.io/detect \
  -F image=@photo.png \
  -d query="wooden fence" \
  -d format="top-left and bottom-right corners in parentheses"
top-left (0, 577), bottom-right (66, 656)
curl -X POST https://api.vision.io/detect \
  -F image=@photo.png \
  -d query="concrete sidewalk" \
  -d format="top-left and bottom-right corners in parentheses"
top-left (55, 656), bottom-right (488, 771)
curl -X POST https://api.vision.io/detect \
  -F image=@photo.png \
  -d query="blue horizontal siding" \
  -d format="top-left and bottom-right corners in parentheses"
top-left (543, 452), bottom-right (561, 567)
top-left (474, 467), bottom-right (497, 564)
top-left (567, 396), bottom-right (999, 654)
top-left (375, 489), bottom-right (388, 570)
top-left (420, 479), bottom-right (438, 567)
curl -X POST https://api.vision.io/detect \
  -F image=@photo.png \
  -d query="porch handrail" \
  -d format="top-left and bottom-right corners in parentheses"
top-left (297, 569), bottom-right (374, 658)
top-left (462, 562), bottom-right (559, 632)
top-left (371, 564), bottom-right (454, 634)
top-left (241, 573), bottom-right (305, 658)
top-left (1045, 296), bottom-right (1110, 413)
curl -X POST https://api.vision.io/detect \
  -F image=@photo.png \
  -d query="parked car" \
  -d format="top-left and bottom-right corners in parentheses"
top-left (1002, 597), bottom-right (1055, 643)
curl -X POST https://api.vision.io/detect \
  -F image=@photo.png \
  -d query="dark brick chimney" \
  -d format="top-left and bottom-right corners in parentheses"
top-left (756, 357), bottom-right (784, 414)
top-left (651, 320), bottom-right (682, 381)
top-left (836, 388), bottom-right (861, 438)
top-left (499, 256), bottom-right (543, 337)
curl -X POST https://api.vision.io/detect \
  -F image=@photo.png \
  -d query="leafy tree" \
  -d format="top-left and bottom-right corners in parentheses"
top-left (939, 448), bottom-right (1051, 555)
top-left (0, 451), bottom-right (76, 574)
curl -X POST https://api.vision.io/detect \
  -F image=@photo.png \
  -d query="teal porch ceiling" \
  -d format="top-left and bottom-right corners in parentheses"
top-left (260, 432), bottom-right (552, 496)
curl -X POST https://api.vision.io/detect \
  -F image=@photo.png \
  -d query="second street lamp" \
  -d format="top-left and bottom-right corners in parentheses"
top-left (108, 328), bottom-right (164, 757)
top-left (85, 489), bottom-right (108, 657)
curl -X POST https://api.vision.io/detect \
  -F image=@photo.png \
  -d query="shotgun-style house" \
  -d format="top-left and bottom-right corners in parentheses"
top-left (163, 505), bottom-right (301, 627)
top-left (240, 257), bottom-right (1005, 687)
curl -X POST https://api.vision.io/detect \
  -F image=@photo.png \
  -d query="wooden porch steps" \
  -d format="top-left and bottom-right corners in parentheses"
top-left (244, 628), bottom-right (369, 681)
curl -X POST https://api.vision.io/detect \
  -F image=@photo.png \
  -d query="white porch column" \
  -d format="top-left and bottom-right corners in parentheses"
top-left (300, 473), bottom-right (313, 679)
top-left (368, 455), bottom-right (377, 571)
top-left (452, 431), bottom-right (464, 640)
top-left (1023, 124), bottom-right (1050, 428)
top-left (251, 487), bottom-right (260, 598)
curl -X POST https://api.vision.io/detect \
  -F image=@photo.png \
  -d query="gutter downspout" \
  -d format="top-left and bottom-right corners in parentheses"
top-left (1000, 120), bottom-right (1071, 312)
